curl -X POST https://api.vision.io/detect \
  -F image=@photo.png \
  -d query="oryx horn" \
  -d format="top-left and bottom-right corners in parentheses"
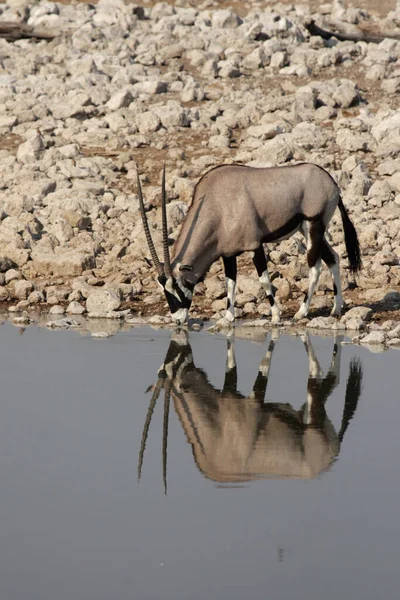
top-left (138, 377), bottom-right (164, 482)
top-left (161, 164), bottom-right (172, 278)
top-left (136, 168), bottom-right (164, 277)
top-left (162, 379), bottom-right (171, 495)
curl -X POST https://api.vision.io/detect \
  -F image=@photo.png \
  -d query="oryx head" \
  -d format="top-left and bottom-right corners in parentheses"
top-left (137, 166), bottom-right (194, 326)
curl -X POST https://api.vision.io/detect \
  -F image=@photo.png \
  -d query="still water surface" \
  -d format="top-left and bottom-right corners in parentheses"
top-left (0, 323), bottom-right (399, 600)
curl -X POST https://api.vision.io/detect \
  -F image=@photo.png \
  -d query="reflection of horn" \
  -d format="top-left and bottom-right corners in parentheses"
top-left (338, 357), bottom-right (363, 443)
top-left (163, 379), bottom-right (171, 495)
top-left (161, 164), bottom-right (172, 278)
top-left (138, 378), bottom-right (163, 482)
top-left (137, 169), bottom-right (164, 277)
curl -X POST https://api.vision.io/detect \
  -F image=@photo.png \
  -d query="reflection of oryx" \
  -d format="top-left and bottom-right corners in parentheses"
top-left (139, 332), bottom-right (362, 488)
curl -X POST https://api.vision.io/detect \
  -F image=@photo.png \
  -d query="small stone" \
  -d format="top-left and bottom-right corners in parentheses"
top-left (307, 316), bottom-right (340, 329)
top-left (86, 290), bottom-right (121, 313)
top-left (126, 316), bottom-right (147, 325)
top-left (28, 291), bottom-right (45, 305)
top-left (341, 306), bottom-right (373, 324)
top-left (106, 90), bottom-right (133, 111)
top-left (13, 280), bottom-right (34, 300)
top-left (12, 316), bottom-right (33, 326)
top-left (360, 331), bottom-right (387, 345)
top-left (49, 305), bottom-right (65, 315)
top-left (66, 301), bottom-right (86, 315)
top-left (5, 269), bottom-right (21, 284)
top-left (344, 317), bottom-right (366, 331)
top-left (46, 318), bottom-right (80, 329)
top-left (91, 331), bottom-right (111, 338)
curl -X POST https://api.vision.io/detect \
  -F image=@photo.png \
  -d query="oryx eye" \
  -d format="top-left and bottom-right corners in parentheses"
top-left (179, 264), bottom-right (193, 272)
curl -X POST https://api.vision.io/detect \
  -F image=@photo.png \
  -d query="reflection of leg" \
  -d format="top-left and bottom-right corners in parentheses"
top-left (321, 238), bottom-right (343, 316)
top-left (328, 333), bottom-right (343, 383)
top-left (295, 221), bottom-right (324, 320)
top-left (222, 336), bottom-right (237, 395)
top-left (301, 332), bottom-right (341, 426)
top-left (223, 256), bottom-right (237, 323)
top-left (253, 246), bottom-right (281, 324)
top-left (301, 332), bottom-right (322, 425)
top-left (301, 331), bottom-right (323, 379)
top-left (251, 330), bottom-right (280, 402)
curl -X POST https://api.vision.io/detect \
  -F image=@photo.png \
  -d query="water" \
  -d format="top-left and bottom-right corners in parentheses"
top-left (0, 322), bottom-right (399, 600)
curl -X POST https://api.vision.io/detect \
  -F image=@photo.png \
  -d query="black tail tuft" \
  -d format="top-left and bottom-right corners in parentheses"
top-left (338, 197), bottom-right (362, 274)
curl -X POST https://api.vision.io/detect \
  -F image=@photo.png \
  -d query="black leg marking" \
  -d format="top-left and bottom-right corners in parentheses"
top-left (307, 220), bottom-right (325, 268)
top-left (321, 238), bottom-right (336, 267)
top-left (267, 294), bottom-right (275, 307)
top-left (223, 255), bottom-right (237, 281)
top-left (222, 256), bottom-right (237, 321)
top-left (333, 283), bottom-right (338, 296)
top-left (253, 246), bottom-right (268, 277)
top-left (303, 292), bottom-right (308, 303)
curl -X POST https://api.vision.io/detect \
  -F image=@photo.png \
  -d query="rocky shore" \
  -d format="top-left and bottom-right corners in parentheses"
top-left (0, 0), bottom-right (399, 334)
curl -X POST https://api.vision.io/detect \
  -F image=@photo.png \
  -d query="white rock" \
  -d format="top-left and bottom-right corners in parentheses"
top-left (341, 306), bottom-right (373, 323)
top-left (211, 9), bottom-right (240, 29)
top-left (360, 331), bottom-right (387, 345)
top-left (66, 301), bottom-right (86, 315)
top-left (46, 318), bottom-right (80, 329)
top-left (49, 305), bottom-right (65, 315)
top-left (107, 90), bottom-right (133, 111)
top-left (307, 316), bottom-right (341, 329)
top-left (86, 290), bottom-right (121, 313)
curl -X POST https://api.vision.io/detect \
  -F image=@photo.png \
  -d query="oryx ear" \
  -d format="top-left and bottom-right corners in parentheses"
top-left (179, 264), bottom-right (193, 272)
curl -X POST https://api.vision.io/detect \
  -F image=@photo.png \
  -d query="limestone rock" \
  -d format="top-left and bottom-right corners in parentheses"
top-left (86, 290), bottom-right (121, 313)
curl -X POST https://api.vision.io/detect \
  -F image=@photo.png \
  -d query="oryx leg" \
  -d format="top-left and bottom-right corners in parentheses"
top-left (321, 239), bottom-right (343, 317)
top-left (301, 332), bottom-right (324, 425)
top-left (294, 221), bottom-right (325, 320)
top-left (222, 255), bottom-right (237, 324)
top-left (222, 336), bottom-right (238, 396)
top-left (253, 246), bottom-right (281, 325)
top-left (301, 331), bottom-right (342, 425)
top-left (250, 329), bottom-right (280, 402)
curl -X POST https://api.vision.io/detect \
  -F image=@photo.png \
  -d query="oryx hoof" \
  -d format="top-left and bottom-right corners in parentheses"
top-left (293, 310), bottom-right (307, 322)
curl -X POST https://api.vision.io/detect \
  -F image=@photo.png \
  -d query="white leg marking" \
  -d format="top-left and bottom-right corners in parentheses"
top-left (303, 391), bottom-right (313, 425)
top-left (226, 338), bottom-right (236, 370)
top-left (259, 269), bottom-right (281, 324)
top-left (330, 260), bottom-right (343, 316)
top-left (301, 332), bottom-right (323, 380)
top-left (294, 260), bottom-right (322, 320)
top-left (172, 308), bottom-right (189, 326)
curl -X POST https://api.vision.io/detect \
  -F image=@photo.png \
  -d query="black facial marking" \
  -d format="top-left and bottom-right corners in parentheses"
top-left (179, 264), bottom-right (194, 272)
top-left (267, 294), bottom-right (275, 307)
top-left (159, 275), bottom-right (193, 315)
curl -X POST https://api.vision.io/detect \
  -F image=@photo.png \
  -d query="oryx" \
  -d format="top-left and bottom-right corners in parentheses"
top-left (137, 162), bottom-right (361, 326)
top-left (138, 330), bottom-right (363, 486)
